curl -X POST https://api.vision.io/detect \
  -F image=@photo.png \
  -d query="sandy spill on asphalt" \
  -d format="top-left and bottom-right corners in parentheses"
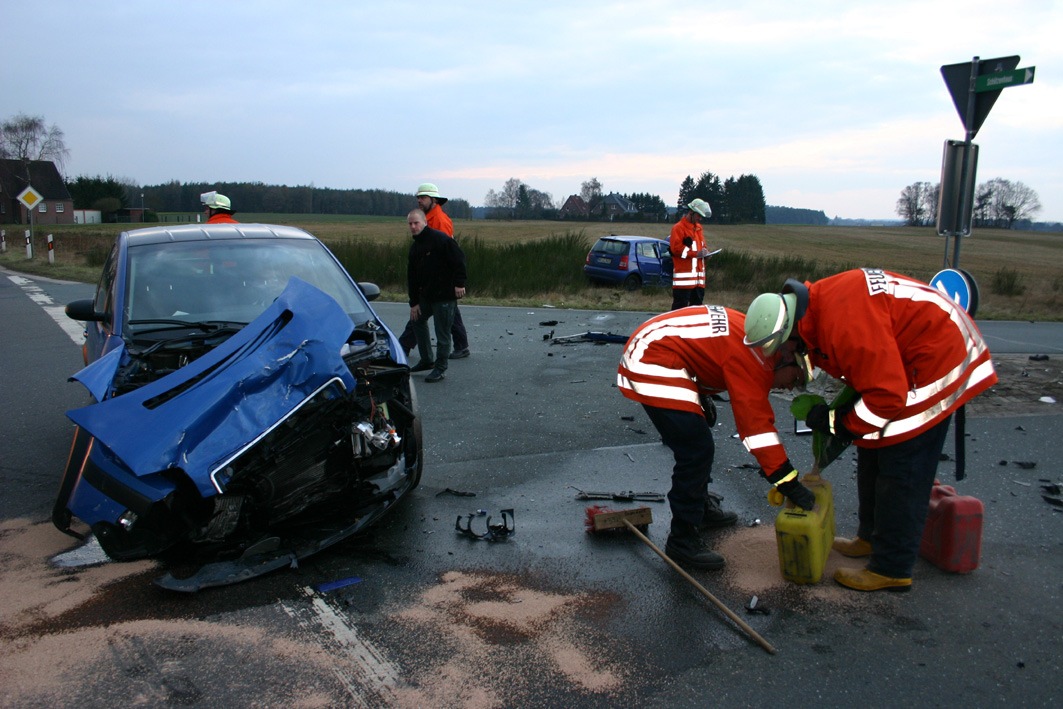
top-left (388, 570), bottom-right (627, 707)
top-left (1, 520), bottom-right (631, 707)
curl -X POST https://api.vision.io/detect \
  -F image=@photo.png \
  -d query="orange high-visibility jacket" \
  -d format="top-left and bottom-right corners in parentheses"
top-left (798, 268), bottom-right (998, 448)
top-left (617, 305), bottom-right (790, 478)
top-left (426, 204), bottom-right (454, 237)
top-left (206, 213), bottom-right (238, 224)
top-left (669, 218), bottom-right (705, 289)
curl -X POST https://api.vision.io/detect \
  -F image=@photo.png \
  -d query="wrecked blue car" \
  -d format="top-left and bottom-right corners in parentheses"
top-left (54, 224), bottom-right (423, 591)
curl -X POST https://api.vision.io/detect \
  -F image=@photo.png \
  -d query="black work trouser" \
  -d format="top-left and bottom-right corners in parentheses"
top-left (399, 304), bottom-right (468, 353)
top-left (670, 287), bottom-right (705, 311)
top-left (642, 405), bottom-right (714, 527)
top-left (855, 416), bottom-right (952, 578)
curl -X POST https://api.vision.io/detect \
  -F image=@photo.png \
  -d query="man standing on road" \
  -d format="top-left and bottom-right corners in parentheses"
top-left (669, 199), bottom-right (713, 310)
top-left (397, 183), bottom-right (472, 359)
top-left (406, 209), bottom-right (467, 383)
top-left (201, 191), bottom-right (238, 224)
top-left (617, 304), bottom-right (816, 569)
top-left (744, 268), bottom-right (998, 592)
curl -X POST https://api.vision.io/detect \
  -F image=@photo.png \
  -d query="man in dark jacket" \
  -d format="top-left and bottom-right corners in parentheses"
top-left (407, 209), bottom-right (467, 383)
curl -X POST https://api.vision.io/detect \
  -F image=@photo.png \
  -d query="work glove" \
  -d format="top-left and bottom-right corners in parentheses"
top-left (805, 403), bottom-right (854, 444)
top-left (776, 479), bottom-right (816, 511)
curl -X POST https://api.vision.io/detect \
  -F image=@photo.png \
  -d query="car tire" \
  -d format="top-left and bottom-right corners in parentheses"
top-left (622, 274), bottom-right (641, 291)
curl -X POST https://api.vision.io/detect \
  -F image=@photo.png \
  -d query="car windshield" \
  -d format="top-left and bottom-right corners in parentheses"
top-left (124, 238), bottom-right (374, 333)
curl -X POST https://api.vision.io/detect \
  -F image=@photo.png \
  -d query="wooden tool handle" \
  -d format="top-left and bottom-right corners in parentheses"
top-left (622, 519), bottom-right (777, 655)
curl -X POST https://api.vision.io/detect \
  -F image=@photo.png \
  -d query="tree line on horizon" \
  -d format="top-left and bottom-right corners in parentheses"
top-left (896, 178), bottom-right (1044, 230)
top-left (480, 171), bottom-right (769, 225)
top-left (7, 112), bottom-right (1055, 230)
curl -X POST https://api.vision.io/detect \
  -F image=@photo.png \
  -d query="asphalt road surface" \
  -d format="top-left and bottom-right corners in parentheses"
top-left (2, 268), bottom-right (1061, 707)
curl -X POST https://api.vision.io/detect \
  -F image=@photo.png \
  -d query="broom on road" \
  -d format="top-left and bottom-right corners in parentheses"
top-left (584, 505), bottom-right (776, 655)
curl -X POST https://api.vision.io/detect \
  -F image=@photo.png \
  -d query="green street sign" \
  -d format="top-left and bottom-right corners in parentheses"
top-left (975, 66), bottom-right (1035, 93)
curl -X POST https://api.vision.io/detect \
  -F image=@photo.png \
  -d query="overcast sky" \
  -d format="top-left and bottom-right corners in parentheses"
top-left (5, 1), bottom-right (1060, 221)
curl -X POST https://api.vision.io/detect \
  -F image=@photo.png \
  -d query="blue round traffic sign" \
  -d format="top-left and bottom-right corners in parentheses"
top-left (930, 268), bottom-right (979, 316)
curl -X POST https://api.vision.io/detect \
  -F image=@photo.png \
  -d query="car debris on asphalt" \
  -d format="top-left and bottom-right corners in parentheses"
top-left (455, 509), bottom-right (516, 542)
top-left (568, 486), bottom-right (666, 502)
top-left (550, 331), bottom-right (629, 345)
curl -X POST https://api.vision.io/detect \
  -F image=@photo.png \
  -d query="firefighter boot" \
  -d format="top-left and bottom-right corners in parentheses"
top-left (832, 536), bottom-right (872, 558)
top-left (666, 520), bottom-right (725, 570)
top-left (700, 491), bottom-right (738, 530)
top-left (834, 567), bottom-right (912, 593)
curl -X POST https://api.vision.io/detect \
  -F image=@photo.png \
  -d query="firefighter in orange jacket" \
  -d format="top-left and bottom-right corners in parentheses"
top-left (201, 191), bottom-right (238, 224)
top-left (618, 305), bottom-right (814, 569)
top-left (401, 183), bottom-right (470, 359)
top-left (745, 268), bottom-right (998, 592)
top-left (668, 199), bottom-right (712, 310)
top-left (417, 183), bottom-right (454, 236)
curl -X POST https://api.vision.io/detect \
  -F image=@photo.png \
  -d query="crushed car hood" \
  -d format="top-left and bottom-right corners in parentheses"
top-left (67, 278), bottom-right (358, 498)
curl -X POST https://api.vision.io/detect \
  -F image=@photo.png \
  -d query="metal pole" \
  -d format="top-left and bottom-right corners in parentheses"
top-left (949, 57), bottom-right (980, 269)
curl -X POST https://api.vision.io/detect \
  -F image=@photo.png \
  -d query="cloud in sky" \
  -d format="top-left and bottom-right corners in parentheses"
top-left (4, 0), bottom-right (1060, 220)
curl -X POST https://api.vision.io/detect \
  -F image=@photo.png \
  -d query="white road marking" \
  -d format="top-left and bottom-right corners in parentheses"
top-left (6, 274), bottom-right (87, 346)
top-left (280, 586), bottom-right (401, 706)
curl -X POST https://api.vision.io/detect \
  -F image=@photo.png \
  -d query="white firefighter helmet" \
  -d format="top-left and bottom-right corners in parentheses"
top-left (687, 198), bottom-right (711, 218)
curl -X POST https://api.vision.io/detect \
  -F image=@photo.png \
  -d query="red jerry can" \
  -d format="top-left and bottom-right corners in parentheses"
top-left (919, 482), bottom-right (983, 573)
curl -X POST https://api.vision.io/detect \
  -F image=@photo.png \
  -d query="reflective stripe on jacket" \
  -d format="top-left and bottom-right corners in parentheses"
top-left (798, 268), bottom-right (998, 448)
top-left (669, 218), bottom-right (705, 289)
top-left (617, 305), bottom-right (789, 476)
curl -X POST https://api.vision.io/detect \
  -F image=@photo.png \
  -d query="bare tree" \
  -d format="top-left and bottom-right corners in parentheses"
top-left (0, 113), bottom-right (70, 171)
top-left (485, 178), bottom-right (554, 217)
top-left (922, 183), bottom-right (940, 226)
top-left (484, 177), bottom-right (525, 209)
top-left (973, 184), bottom-right (994, 226)
top-left (978, 178), bottom-right (1042, 229)
top-left (895, 181), bottom-right (936, 226)
top-left (578, 177), bottom-right (603, 216)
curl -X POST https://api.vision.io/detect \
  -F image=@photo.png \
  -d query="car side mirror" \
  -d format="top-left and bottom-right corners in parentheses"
top-left (65, 299), bottom-right (107, 323)
top-left (357, 282), bottom-right (381, 302)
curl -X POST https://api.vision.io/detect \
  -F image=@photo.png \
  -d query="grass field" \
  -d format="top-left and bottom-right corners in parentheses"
top-left (2, 216), bottom-right (1061, 320)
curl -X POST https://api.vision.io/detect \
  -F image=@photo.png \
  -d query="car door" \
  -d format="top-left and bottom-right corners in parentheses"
top-left (657, 241), bottom-right (673, 285)
top-left (635, 240), bottom-right (664, 286)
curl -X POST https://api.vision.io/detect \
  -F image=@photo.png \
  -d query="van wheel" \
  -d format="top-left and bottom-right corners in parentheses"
top-left (622, 274), bottom-right (641, 291)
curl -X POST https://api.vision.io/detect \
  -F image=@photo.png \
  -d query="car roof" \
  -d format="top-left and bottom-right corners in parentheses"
top-left (121, 223), bottom-right (318, 247)
top-left (595, 235), bottom-right (667, 243)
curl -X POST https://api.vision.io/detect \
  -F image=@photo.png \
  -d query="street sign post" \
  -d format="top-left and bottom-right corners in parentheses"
top-left (941, 55), bottom-right (1020, 140)
top-left (938, 55), bottom-right (1035, 269)
top-left (936, 140), bottom-right (979, 237)
top-left (16, 186), bottom-right (43, 260)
